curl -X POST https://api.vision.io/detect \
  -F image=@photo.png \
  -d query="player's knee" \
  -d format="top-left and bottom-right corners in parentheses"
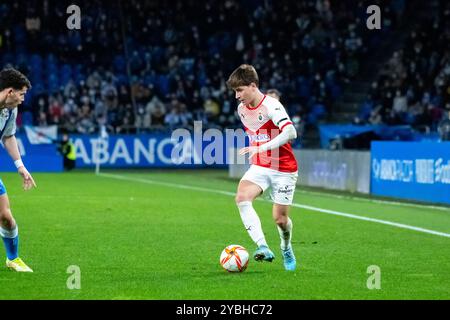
top-left (0, 207), bottom-right (11, 218)
top-left (274, 215), bottom-right (288, 227)
top-left (235, 192), bottom-right (254, 204)
top-left (0, 208), bottom-right (13, 225)
top-left (235, 193), bottom-right (246, 204)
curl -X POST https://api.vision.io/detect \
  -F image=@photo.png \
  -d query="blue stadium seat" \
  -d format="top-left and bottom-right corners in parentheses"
top-left (113, 55), bottom-right (126, 73)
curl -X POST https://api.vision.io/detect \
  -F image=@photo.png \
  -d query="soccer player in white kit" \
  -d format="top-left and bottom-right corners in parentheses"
top-left (227, 65), bottom-right (298, 271)
top-left (0, 68), bottom-right (36, 272)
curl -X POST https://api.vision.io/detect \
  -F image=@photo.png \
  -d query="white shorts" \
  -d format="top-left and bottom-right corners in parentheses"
top-left (241, 165), bottom-right (298, 205)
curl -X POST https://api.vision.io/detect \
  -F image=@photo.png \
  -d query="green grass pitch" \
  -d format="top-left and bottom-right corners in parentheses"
top-left (0, 169), bottom-right (449, 300)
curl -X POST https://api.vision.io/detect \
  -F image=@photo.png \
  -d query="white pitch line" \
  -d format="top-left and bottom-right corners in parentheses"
top-left (298, 189), bottom-right (450, 212)
top-left (291, 203), bottom-right (450, 238)
top-left (98, 173), bottom-right (450, 239)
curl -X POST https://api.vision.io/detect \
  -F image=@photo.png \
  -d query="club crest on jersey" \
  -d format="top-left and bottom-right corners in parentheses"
top-left (258, 113), bottom-right (263, 122)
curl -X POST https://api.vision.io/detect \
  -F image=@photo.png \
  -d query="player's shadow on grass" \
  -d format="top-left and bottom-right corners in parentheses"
top-left (208, 270), bottom-right (266, 277)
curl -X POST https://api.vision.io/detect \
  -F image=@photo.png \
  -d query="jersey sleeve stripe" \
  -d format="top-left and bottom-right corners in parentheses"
top-left (276, 117), bottom-right (288, 126)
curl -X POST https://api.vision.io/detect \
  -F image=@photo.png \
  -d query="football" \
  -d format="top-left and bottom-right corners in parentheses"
top-left (220, 245), bottom-right (249, 272)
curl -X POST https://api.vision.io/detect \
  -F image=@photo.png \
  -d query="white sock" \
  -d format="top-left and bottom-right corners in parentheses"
top-left (237, 201), bottom-right (268, 247)
top-left (0, 225), bottom-right (18, 238)
top-left (277, 218), bottom-right (292, 250)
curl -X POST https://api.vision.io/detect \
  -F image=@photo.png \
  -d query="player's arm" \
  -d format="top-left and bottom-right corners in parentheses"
top-left (2, 135), bottom-right (37, 190)
top-left (240, 102), bottom-right (297, 158)
top-left (239, 125), bottom-right (297, 158)
top-left (258, 124), bottom-right (297, 152)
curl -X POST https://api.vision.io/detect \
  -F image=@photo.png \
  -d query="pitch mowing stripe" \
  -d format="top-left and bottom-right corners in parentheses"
top-left (98, 173), bottom-right (450, 239)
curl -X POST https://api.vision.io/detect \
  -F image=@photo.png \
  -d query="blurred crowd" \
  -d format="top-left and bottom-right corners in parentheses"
top-left (0, 0), bottom-right (405, 135)
top-left (354, 0), bottom-right (450, 136)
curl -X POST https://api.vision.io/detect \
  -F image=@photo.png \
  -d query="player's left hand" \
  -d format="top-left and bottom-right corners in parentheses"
top-left (239, 146), bottom-right (260, 160)
top-left (18, 166), bottom-right (37, 190)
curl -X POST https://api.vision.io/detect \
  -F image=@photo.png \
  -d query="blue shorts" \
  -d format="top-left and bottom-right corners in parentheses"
top-left (0, 179), bottom-right (7, 196)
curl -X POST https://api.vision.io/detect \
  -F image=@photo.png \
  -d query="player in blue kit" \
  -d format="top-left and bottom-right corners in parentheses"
top-left (0, 68), bottom-right (36, 272)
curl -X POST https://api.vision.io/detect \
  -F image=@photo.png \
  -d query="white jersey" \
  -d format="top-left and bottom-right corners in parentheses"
top-left (237, 95), bottom-right (297, 173)
top-left (0, 108), bottom-right (17, 140)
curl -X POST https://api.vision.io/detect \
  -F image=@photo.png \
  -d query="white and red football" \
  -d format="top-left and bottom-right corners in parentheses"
top-left (220, 245), bottom-right (249, 272)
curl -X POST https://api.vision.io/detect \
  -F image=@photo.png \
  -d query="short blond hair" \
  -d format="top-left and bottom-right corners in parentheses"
top-left (226, 64), bottom-right (259, 90)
